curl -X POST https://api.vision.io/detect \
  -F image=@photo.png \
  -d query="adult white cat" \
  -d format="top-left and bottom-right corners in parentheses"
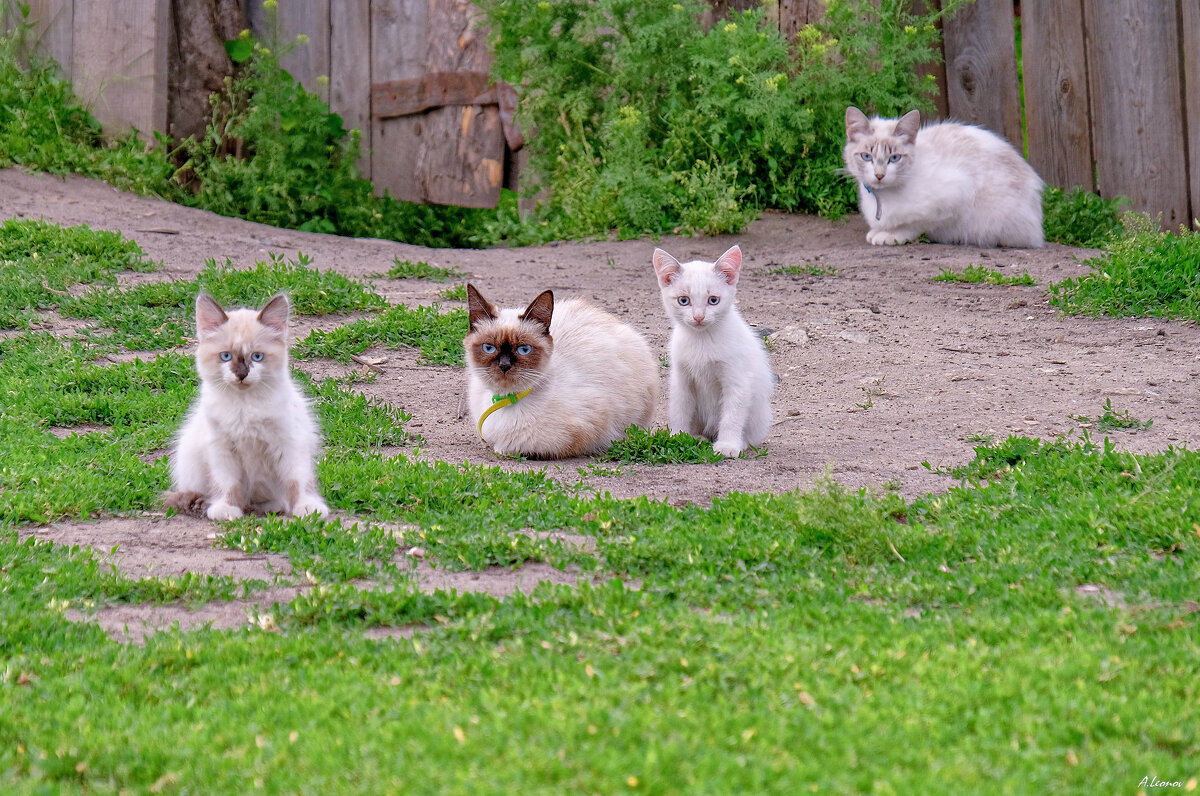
top-left (164, 293), bottom-right (329, 521)
top-left (652, 245), bottom-right (773, 457)
top-left (465, 284), bottom-right (658, 458)
top-left (843, 106), bottom-right (1044, 248)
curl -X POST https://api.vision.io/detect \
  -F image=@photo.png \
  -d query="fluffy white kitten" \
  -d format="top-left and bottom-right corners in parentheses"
top-left (164, 293), bottom-right (329, 521)
top-left (465, 284), bottom-right (658, 459)
top-left (844, 106), bottom-right (1044, 248)
top-left (652, 245), bottom-right (773, 457)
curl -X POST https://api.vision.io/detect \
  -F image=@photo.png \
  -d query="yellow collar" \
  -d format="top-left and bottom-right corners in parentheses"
top-left (477, 388), bottom-right (534, 441)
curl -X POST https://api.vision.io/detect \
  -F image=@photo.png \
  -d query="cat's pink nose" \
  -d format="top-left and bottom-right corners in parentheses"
top-left (874, 170), bottom-right (885, 180)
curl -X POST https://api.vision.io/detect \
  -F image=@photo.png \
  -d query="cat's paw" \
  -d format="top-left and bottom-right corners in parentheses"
top-left (206, 501), bottom-right (244, 521)
top-left (292, 497), bottom-right (329, 518)
top-left (713, 439), bottom-right (745, 458)
top-left (866, 229), bottom-right (914, 246)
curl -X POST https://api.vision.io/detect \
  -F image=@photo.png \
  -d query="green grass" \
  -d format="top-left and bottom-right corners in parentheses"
top-left (1069, 398), bottom-right (1153, 432)
top-left (1042, 186), bottom-right (1128, 248)
top-left (933, 265), bottom-right (1037, 286)
top-left (766, 263), bottom-right (837, 277)
top-left (439, 284), bottom-right (468, 302)
top-left (294, 303), bottom-right (467, 365)
top-left (383, 257), bottom-right (466, 282)
top-left (1048, 218), bottom-right (1200, 321)
top-left (599, 427), bottom-right (725, 464)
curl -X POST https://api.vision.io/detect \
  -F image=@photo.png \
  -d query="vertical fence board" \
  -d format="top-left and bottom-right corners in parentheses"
top-left (1023, 0), bottom-right (1093, 190)
top-left (26, 0), bottom-right (74, 76)
top-left (909, 0), bottom-right (948, 119)
top-left (941, 0), bottom-right (1020, 145)
top-left (1084, 0), bottom-right (1189, 227)
top-left (1183, 0), bottom-right (1200, 227)
top-left (331, 0), bottom-right (371, 180)
top-left (371, 0), bottom-right (427, 203)
top-left (777, 0), bottom-right (825, 44)
top-left (72, 0), bottom-right (169, 141)
top-left (277, 0), bottom-right (330, 102)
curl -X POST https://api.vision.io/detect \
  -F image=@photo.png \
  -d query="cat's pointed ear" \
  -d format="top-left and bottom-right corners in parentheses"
top-left (521, 290), bottom-right (554, 333)
top-left (895, 109), bottom-right (921, 142)
top-left (652, 248), bottom-right (682, 287)
top-left (467, 283), bottom-right (498, 332)
top-left (257, 293), bottom-right (290, 333)
top-left (195, 293), bottom-right (228, 336)
top-left (845, 106), bottom-right (871, 140)
top-left (713, 245), bottom-right (743, 286)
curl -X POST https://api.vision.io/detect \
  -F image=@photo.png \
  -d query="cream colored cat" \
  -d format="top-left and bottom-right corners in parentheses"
top-left (164, 293), bottom-right (329, 520)
top-left (465, 284), bottom-right (658, 458)
top-left (844, 106), bottom-right (1044, 248)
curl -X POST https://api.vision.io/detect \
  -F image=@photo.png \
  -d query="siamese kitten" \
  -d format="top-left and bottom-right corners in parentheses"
top-left (164, 293), bottom-right (329, 521)
top-left (844, 106), bottom-right (1044, 248)
top-left (652, 245), bottom-right (773, 457)
top-left (465, 284), bottom-right (658, 458)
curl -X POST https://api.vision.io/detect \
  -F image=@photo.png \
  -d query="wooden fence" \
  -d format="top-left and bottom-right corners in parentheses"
top-left (8, 0), bottom-right (1200, 227)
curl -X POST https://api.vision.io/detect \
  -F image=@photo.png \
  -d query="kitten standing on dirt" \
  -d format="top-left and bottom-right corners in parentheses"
top-left (843, 106), bottom-right (1044, 248)
top-left (652, 245), bottom-right (773, 457)
top-left (164, 293), bottom-right (329, 521)
top-left (465, 284), bottom-right (658, 459)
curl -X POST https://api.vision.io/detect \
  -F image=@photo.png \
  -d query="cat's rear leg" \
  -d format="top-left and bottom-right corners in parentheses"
top-left (285, 477), bottom-right (329, 518)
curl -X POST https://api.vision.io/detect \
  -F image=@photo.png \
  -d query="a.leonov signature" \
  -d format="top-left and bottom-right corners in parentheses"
top-left (1138, 775), bottom-right (1195, 789)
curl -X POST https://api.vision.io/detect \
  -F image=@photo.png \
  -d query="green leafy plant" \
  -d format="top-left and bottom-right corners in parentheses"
top-left (439, 284), bottom-right (468, 302)
top-left (600, 427), bottom-right (726, 464)
top-left (1069, 398), bottom-right (1153, 432)
top-left (295, 303), bottom-right (467, 365)
top-left (384, 257), bottom-right (466, 282)
top-left (767, 263), bottom-right (838, 277)
top-left (1042, 186), bottom-right (1127, 248)
top-left (933, 265), bottom-right (1036, 286)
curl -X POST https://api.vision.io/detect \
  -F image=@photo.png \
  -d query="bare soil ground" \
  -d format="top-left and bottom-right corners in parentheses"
top-left (6, 168), bottom-right (1199, 639)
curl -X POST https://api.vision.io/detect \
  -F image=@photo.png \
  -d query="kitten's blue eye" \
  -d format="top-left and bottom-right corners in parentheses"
top-left (482, 343), bottom-right (497, 354)
top-left (860, 153), bottom-right (872, 162)
top-left (517, 345), bottom-right (532, 355)
top-left (708, 296), bottom-right (720, 305)
top-left (220, 351), bottom-right (232, 361)
top-left (889, 154), bottom-right (901, 163)
top-left (678, 296), bottom-right (690, 306)
top-left (251, 352), bottom-right (264, 362)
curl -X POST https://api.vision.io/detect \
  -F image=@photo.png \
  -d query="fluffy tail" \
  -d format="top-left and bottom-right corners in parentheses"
top-left (163, 490), bottom-right (207, 517)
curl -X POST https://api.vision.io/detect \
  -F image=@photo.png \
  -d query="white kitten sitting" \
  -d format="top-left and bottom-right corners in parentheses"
top-left (164, 293), bottom-right (329, 521)
top-left (844, 106), bottom-right (1044, 248)
top-left (652, 245), bottom-right (773, 457)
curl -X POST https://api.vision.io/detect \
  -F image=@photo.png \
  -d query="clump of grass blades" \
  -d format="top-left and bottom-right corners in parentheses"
top-left (1042, 186), bottom-right (1127, 248)
top-left (600, 427), bottom-right (726, 465)
top-left (933, 265), bottom-right (1036, 286)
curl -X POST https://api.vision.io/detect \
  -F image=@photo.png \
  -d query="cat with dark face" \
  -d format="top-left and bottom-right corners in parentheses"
top-left (465, 284), bottom-right (658, 458)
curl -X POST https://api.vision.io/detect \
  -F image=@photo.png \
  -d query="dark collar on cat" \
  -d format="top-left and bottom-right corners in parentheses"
top-left (477, 388), bottom-right (534, 441)
top-left (864, 184), bottom-right (882, 220)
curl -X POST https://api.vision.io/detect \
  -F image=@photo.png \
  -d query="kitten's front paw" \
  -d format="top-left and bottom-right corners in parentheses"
top-left (713, 439), bottom-right (745, 458)
top-left (206, 501), bottom-right (244, 521)
top-left (292, 497), bottom-right (329, 518)
top-left (866, 229), bottom-right (914, 246)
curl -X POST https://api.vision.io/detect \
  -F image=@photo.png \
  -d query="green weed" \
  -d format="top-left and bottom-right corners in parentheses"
top-left (600, 427), bottom-right (725, 464)
top-left (295, 303), bottom-right (467, 365)
top-left (1069, 398), bottom-right (1153, 432)
top-left (1042, 186), bottom-right (1127, 248)
top-left (933, 265), bottom-right (1036, 286)
top-left (384, 257), bottom-right (465, 282)
top-left (439, 284), bottom-right (468, 302)
top-left (767, 263), bottom-right (838, 277)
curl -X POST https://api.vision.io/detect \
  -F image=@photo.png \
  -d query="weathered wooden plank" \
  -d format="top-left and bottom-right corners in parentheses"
top-left (909, 0), bottom-right (948, 120)
top-left (373, 71), bottom-right (493, 118)
top-left (277, 0), bottom-right (330, 102)
top-left (72, 0), bottom-right (169, 141)
top-left (776, 0), bottom-right (825, 44)
top-left (1022, 0), bottom-right (1093, 190)
top-left (1083, 0), bottom-right (1189, 227)
top-left (26, 0), bottom-right (74, 77)
top-left (330, 0), bottom-right (371, 179)
top-left (941, 0), bottom-right (1021, 146)
top-left (370, 0), bottom-right (428, 204)
top-left (1183, 0), bottom-right (1200, 228)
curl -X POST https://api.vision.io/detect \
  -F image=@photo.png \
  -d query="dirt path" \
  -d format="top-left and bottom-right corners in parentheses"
top-left (5, 167), bottom-right (1199, 636)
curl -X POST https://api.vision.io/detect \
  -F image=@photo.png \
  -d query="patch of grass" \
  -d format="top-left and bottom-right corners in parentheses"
top-left (1048, 217), bottom-right (1200, 321)
top-left (599, 427), bottom-right (725, 464)
top-left (0, 219), bottom-right (157, 329)
top-left (1070, 398), bottom-right (1153, 432)
top-left (767, 263), bottom-right (837, 277)
top-left (218, 515), bottom-right (403, 582)
top-left (933, 265), bottom-right (1037, 286)
top-left (383, 257), bottom-right (465, 282)
top-left (60, 252), bottom-right (387, 349)
top-left (439, 284), bottom-right (468, 302)
top-left (295, 303), bottom-right (467, 365)
top-left (1043, 186), bottom-right (1127, 248)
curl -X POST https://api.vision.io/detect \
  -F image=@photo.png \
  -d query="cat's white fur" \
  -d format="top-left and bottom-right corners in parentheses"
top-left (843, 107), bottom-right (1044, 248)
top-left (652, 245), bottom-right (773, 457)
top-left (166, 293), bottom-right (329, 521)
top-left (466, 289), bottom-right (658, 459)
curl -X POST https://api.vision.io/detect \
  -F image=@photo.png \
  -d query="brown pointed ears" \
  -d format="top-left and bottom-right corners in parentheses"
top-left (257, 293), bottom-right (290, 334)
top-left (195, 293), bottom-right (228, 336)
top-left (713, 245), bottom-right (743, 286)
top-left (845, 106), bottom-right (872, 140)
top-left (467, 283), bottom-right (499, 332)
top-left (652, 248), bottom-right (682, 287)
top-left (894, 109), bottom-right (921, 142)
top-left (520, 290), bottom-right (554, 333)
